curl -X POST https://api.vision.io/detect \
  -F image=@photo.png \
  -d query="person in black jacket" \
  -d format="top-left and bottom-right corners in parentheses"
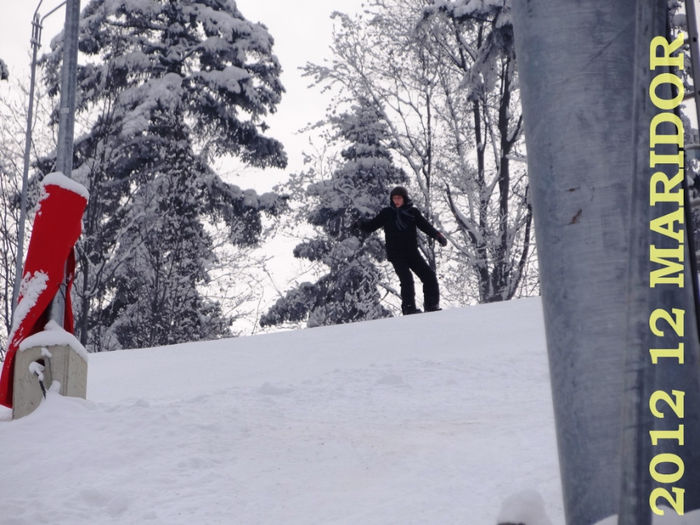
top-left (360, 186), bottom-right (447, 315)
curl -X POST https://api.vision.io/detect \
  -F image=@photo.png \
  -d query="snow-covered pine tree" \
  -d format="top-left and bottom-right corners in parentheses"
top-left (0, 59), bottom-right (7, 80)
top-left (97, 137), bottom-right (232, 349)
top-left (40, 0), bottom-right (287, 350)
top-left (261, 101), bottom-right (406, 328)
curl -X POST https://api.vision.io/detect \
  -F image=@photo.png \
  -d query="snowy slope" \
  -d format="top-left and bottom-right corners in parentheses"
top-left (0, 297), bottom-right (564, 524)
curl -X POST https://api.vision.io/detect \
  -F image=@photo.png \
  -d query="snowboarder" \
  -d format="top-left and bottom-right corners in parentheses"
top-left (359, 186), bottom-right (447, 315)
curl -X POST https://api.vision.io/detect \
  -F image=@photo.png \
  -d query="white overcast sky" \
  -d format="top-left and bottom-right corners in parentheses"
top-left (0, 1), bottom-right (366, 189)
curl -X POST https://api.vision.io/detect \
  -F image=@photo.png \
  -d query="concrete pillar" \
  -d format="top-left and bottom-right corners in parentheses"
top-left (13, 344), bottom-right (87, 419)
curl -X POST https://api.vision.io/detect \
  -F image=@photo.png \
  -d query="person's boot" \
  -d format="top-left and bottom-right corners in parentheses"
top-left (402, 304), bottom-right (422, 315)
top-left (424, 304), bottom-right (441, 312)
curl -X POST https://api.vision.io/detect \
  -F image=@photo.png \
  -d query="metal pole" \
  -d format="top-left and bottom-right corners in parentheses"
top-left (48, 0), bottom-right (80, 325)
top-left (511, 1), bottom-right (636, 523)
top-left (11, 0), bottom-right (68, 320)
top-left (54, 0), bottom-right (80, 177)
top-left (11, 11), bottom-right (44, 316)
top-left (617, 2), bottom-right (668, 523)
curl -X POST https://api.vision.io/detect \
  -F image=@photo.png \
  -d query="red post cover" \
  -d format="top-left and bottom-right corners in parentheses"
top-left (0, 174), bottom-right (88, 408)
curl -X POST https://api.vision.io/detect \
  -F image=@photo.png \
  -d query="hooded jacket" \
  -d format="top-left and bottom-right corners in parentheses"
top-left (360, 196), bottom-right (440, 260)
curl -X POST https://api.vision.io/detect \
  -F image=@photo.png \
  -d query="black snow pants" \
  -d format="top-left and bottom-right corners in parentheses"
top-left (390, 251), bottom-right (440, 313)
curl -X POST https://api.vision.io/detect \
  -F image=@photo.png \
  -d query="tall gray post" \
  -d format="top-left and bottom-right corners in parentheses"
top-left (621, 0), bottom-right (700, 520)
top-left (13, 0), bottom-right (68, 318)
top-left (512, 1), bottom-right (700, 523)
top-left (13, 12), bottom-right (44, 314)
top-left (54, 0), bottom-right (80, 176)
top-left (49, 0), bottom-right (80, 325)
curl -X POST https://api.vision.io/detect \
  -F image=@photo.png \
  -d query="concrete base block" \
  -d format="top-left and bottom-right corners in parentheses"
top-left (13, 344), bottom-right (88, 419)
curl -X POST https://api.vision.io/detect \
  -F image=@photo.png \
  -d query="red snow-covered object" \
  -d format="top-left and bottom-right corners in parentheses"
top-left (0, 173), bottom-right (88, 408)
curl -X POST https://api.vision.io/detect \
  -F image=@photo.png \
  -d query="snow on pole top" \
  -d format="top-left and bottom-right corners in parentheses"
top-left (42, 172), bottom-right (90, 201)
top-left (19, 320), bottom-right (89, 363)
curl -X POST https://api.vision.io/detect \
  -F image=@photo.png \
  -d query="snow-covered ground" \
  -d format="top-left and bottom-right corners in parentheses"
top-left (1, 297), bottom-right (561, 524)
top-left (0, 296), bottom-right (638, 525)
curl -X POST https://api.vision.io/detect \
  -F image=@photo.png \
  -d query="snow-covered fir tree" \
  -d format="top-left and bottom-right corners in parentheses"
top-left (40, 0), bottom-right (287, 350)
top-left (97, 141), bottom-right (231, 349)
top-left (261, 101), bottom-right (407, 328)
top-left (0, 59), bottom-right (8, 80)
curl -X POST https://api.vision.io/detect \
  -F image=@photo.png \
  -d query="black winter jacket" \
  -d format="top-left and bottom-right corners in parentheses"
top-left (360, 198), bottom-right (440, 260)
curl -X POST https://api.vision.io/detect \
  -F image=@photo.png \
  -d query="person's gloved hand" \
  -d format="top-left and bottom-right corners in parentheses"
top-left (351, 219), bottom-right (369, 237)
top-left (436, 232), bottom-right (447, 247)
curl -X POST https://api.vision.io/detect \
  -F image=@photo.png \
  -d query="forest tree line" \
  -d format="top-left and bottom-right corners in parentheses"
top-left (0, 0), bottom-right (572, 354)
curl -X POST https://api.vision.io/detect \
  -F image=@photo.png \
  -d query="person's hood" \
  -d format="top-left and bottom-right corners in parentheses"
top-left (389, 196), bottom-right (413, 208)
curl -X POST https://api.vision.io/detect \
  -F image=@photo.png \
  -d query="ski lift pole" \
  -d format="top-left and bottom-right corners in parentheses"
top-left (48, 0), bottom-right (80, 326)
